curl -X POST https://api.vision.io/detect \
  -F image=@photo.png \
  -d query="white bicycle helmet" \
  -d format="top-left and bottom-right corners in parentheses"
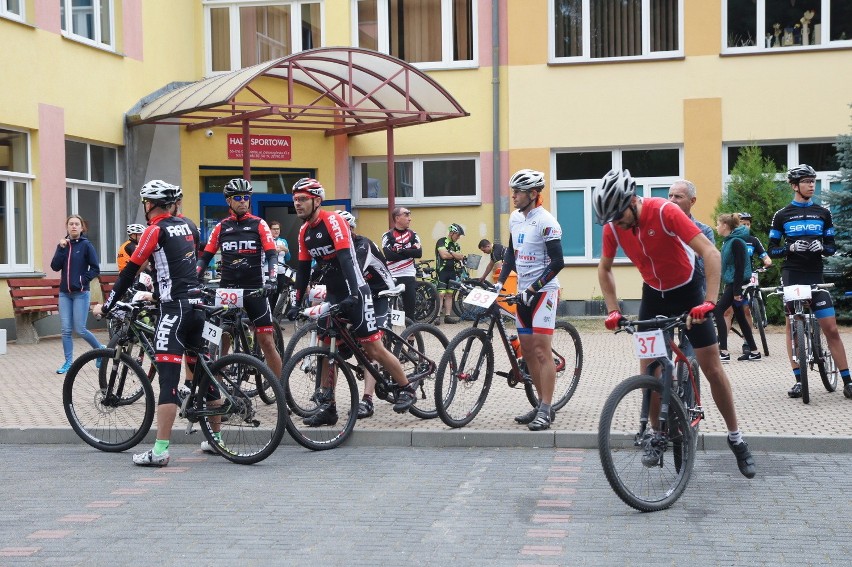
top-left (223, 178), bottom-right (253, 198)
top-left (509, 169), bottom-right (545, 191)
top-left (292, 177), bottom-right (325, 200)
top-left (140, 180), bottom-right (179, 204)
top-left (126, 223), bottom-right (145, 235)
top-left (593, 169), bottom-right (636, 225)
top-left (787, 164), bottom-right (817, 183)
top-left (337, 210), bottom-right (356, 229)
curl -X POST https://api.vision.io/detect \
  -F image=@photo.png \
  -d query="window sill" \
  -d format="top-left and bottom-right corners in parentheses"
top-left (353, 200), bottom-right (482, 208)
top-left (548, 53), bottom-right (684, 66)
top-left (0, 13), bottom-right (34, 28)
top-left (61, 33), bottom-right (125, 57)
top-left (721, 43), bottom-right (852, 57)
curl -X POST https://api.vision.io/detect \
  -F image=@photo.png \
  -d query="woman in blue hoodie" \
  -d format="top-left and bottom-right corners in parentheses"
top-left (50, 214), bottom-right (103, 374)
top-left (714, 213), bottom-right (761, 362)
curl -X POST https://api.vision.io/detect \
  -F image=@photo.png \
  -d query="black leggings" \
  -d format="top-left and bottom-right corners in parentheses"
top-left (396, 276), bottom-right (416, 321)
top-left (714, 283), bottom-right (757, 352)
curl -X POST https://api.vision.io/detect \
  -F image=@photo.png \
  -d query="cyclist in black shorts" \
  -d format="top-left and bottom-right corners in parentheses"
top-left (435, 223), bottom-right (465, 325)
top-left (285, 178), bottom-right (418, 425)
top-left (95, 180), bottom-right (205, 467)
top-left (768, 164), bottom-right (852, 399)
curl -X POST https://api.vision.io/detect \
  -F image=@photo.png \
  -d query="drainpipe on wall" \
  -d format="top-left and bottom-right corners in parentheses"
top-left (491, 0), bottom-right (501, 242)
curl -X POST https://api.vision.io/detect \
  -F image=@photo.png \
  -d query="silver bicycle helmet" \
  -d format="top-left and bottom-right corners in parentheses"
top-left (292, 178), bottom-right (325, 200)
top-left (337, 210), bottom-right (356, 229)
top-left (509, 169), bottom-right (545, 191)
top-left (223, 178), bottom-right (253, 198)
top-left (593, 169), bottom-right (636, 225)
top-left (126, 223), bottom-right (145, 235)
top-left (787, 164), bottom-right (817, 183)
top-left (140, 180), bottom-right (179, 204)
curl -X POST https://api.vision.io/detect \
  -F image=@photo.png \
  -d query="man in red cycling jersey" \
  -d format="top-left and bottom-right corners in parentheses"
top-left (594, 168), bottom-right (756, 479)
top-left (285, 178), bottom-right (418, 424)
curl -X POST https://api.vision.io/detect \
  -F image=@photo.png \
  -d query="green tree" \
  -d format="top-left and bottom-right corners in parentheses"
top-left (823, 128), bottom-right (852, 321)
top-left (713, 145), bottom-right (789, 323)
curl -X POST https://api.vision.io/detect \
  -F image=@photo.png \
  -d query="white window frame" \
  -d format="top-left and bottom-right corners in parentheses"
top-left (59, 0), bottom-right (115, 50)
top-left (551, 147), bottom-right (682, 263)
top-left (1, 0), bottom-right (25, 22)
top-left (66, 183), bottom-right (121, 273)
top-left (203, 0), bottom-right (326, 75)
top-left (351, 0), bottom-right (478, 70)
top-left (352, 154), bottom-right (481, 207)
top-left (722, 0), bottom-right (852, 54)
top-left (549, 0), bottom-right (684, 63)
top-left (0, 172), bottom-right (34, 273)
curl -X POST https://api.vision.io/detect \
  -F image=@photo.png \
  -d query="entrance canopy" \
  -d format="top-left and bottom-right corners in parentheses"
top-left (126, 47), bottom-right (468, 136)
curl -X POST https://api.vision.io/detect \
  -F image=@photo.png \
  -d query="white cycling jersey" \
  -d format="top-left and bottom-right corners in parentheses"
top-left (509, 206), bottom-right (563, 292)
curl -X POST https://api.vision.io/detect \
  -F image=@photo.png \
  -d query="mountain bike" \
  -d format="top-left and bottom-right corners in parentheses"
top-left (433, 279), bottom-right (582, 428)
top-left (729, 267), bottom-right (770, 356)
top-left (281, 297), bottom-right (446, 450)
top-left (598, 313), bottom-right (704, 512)
top-left (761, 282), bottom-right (838, 404)
top-left (414, 260), bottom-right (440, 323)
top-left (63, 296), bottom-right (288, 464)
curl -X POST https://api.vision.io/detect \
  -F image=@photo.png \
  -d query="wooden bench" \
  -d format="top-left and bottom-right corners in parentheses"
top-left (7, 278), bottom-right (62, 344)
top-left (98, 274), bottom-right (118, 302)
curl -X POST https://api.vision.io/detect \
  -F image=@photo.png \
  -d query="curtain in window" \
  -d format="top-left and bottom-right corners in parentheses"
top-left (452, 0), bottom-right (473, 61)
top-left (99, 0), bottom-right (111, 45)
top-left (241, 6), bottom-right (291, 68)
top-left (211, 8), bottom-right (231, 72)
top-left (651, 0), bottom-right (677, 52)
top-left (357, 0), bottom-right (380, 50)
top-left (554, 0), bottom-right (582, 57)
top-left (301, 3), bottom-right (322, 51)
top-left (591, 0), bottom-right (641, 59)
top-left (390, 0), bottom-right (442, 63)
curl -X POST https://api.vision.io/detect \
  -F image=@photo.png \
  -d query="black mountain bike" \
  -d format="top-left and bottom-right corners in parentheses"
top-left (729, 267), bottom-right (770, 356)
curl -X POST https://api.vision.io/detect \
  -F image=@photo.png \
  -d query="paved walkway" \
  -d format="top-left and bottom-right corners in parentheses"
top-left (2, 319), bottom-right (851, 451)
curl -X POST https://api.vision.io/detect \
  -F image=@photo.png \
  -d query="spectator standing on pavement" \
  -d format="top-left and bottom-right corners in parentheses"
top-left (435, 223), bottom-right (465, 325)
top-left (51, 214), bottom-right (103, 374)
top-left (496, 169), bottom-right (565, 431)
top-left (668, 179), bottom-right (714, 286)
top-left (478, 238), bottom-right (505, 282)
top-left (713, 213), bottom-right (761, 362)
top-left (382, 206), bottom-right (422, 322)
top-left (768, 164), bottom-right (852, 400)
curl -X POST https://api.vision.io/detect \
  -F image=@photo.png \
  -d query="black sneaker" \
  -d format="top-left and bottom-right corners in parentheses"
top-left (302, 403), bottom-right (338, 427)
top-left (528, 410), bottom-right (551, 431)
top-left (844, 383), bottom-right (852, 399)
top-left (444, 315), bottom-right (460, 324)
top-left (393, 383), bottom-right (417, 413)
top-left (640, 431), bottom-right (664, 467)
top-left (515, 407), bottom-right (556, 424)
top-left (737, 352), bottom-right (762, 361)
top-left (727, 438), bottom-right (756, 479)
top-left (357, 399), bottom-right (374, 419)
top-left (720, 352), bottom-right (730, 363)
top-left (788, 382), bottom-right (802, 398)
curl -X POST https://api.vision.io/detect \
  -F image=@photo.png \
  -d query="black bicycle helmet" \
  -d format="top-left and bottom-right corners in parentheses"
top-left (448, 223), bottom-right (465, 236)
top-left (738, 212), bottom-right (752, 221)
top-left (223, 178), bottom-right (253, 198)
top-left (787, 164), bottom-right (817, 183)
top-left (592, 169), bottom-right (636, 225)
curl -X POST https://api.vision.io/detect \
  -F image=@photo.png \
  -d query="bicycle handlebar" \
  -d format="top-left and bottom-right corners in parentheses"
top-left (615, 313), bottom-right (688, 335)
top-left (760, 283), bottom-right (834, 296)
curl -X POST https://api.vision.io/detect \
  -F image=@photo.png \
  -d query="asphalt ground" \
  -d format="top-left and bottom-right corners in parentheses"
top-left (2, 318), bottom-right (851, 453)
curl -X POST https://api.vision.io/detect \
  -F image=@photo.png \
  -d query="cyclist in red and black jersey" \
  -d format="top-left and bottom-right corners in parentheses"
top-left (196, 179), bottom-right (282, 408)
top-left (285, 178), bottom-right (418, 425)
top-left (95, 180), bottom-right (205, 467)
top-left (594, 169), bottom-right (756, 479)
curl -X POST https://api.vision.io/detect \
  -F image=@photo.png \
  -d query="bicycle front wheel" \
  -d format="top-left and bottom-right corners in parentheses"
top-left (452, 286), bottom-right (487, 322)
top-left (751, 293), bottom-right (770, 356)
top-left (395, 323), bottom-right (449, 420)
top-left (103, 334), bottom-right (157, 404)
top-left (598, 375), bottom-right (695, 512)
top-left (63, 348), bottom-right (155, 452)
top-left (281, 346), bottom-right (358, 450)
top-left (200, 353), bottom-right (287, 465)
top-left (434, 328), bottom-right (494, 428)
top-left (523, 320), bottom-right (583, 411)
top-left (414, 280), bottom-right (440, 323)
top-left (813, 322), bottom-right (838, 392)
top-left (793, 318), bottom-right (810, 404)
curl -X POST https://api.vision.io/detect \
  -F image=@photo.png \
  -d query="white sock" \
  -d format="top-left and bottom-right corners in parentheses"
top-left (728, 430), bottom-right (743, 445)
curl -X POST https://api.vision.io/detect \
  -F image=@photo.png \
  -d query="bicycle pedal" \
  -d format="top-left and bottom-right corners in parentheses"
top-left (184, 422), bottom-right (198, 435)
top-left (495, 370), bottom-right (511, 379)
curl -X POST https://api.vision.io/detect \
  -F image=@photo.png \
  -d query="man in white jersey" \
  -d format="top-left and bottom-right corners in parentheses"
top-left (496, 169), bottom-right (565, 431)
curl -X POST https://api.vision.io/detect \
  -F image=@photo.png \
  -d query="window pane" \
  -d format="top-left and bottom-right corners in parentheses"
top-left (799, 143), bottom-right (839, 172)
top-left (98, 0), bottom-right (110, 44)
top-left (71, 0), bottom-right (95, 40)
top-left (451, 0), bottom-right (473, 61)
top-left (0, 180), bottom-right (6, 263)
top-left (423, 159), bottom-right (475, 197)
top-left (830, 0), bottom-right (852, 41)
top-left (89, 145), bottom-right (116, 183)
top-left (650, 185), bottom-right (669, 199)
top-left (727, 145), bottom-right (787, 173)
top-left (357, 0), bottom-right (379, 50)
top-left (7, 0), bottom-right (22, 16)
top-left (301, 2), bottom-right (321, 50)
top-left (765, 0), bottom-right (821, 47)
top-left (77, 189), bottom-right (100, 255)
top-left (61, 0), bottom-right (66, 30)
top-left (727, 0), bottom-right (756, 47)
top-left (556, 151), bottom-right (611, 180)
top-left (389, 0), bottom-right (442, 63)
top-left (360, 162), bottom-right (414, 198)
top-left (13, 181), bottom-right (28, 264)
top-left (211, 7), bottom-right (231, 72)
top-left (622, 149), bottom-right (679, 177)
top-left (650, 0), bottom-right (678, 52)
top-left (65, 140), bottom-right (88, 180)
top-left (554, 0), bottom-right (582, 58)
top-left (591, 0), bottom-right (641, 58)
top-left (104, 191), bottom-right (116, 260)
top-left (0, 128), bottom-right (29, 173)
top-left (556, 191), bottom-right (584, 256)
top-left (240, 5), bottom-right (291, 67)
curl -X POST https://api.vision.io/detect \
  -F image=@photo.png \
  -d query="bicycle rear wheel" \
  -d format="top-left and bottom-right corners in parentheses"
top-left (751, 293), bottom-right (770, 356)
top-left (813, 322), bottom-right (838, 392)
top-left (523, 320), bottom-right (583, 411)
top-left (63, 348), bottom-right (155, 452)
top-left (598, 375), bottom-right (695, 512)
top-left (281, 346), bottom-right (358, 450)
top-left (675, 357), bottom-right (701, 452)
top-left (434, 328), bottom-right (494, 428)
top-left (793, 318), bottom-right (809, 404)
top-left (200, 353), bottom-right (287, 465)
top-left (452, 286), bottom-right (487, 321)
top-left (414, 280), bottom-right (440, 323)
top-left (394, 323), bottom-right (449, 419)
top-left (281, 322), bottom-right (322, 417)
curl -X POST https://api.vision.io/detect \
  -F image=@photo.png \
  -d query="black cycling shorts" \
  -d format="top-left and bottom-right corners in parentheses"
top-left (437, 268), bottom-right (460, 292)
top-left (781, 268), bottom-right (834, 318)
top-left (319, 284), bottom-right (382, 342)
top-left (220, 284), bottom-right (274, 333)
top-left (638, 276), bottom-right (717, 349)
top-left (154, 299), bottom-right (205, 405)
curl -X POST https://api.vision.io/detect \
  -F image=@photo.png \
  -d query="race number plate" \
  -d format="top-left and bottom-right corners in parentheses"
top-left (462, 289), bottom-right (498, 308)
top-left (632, 329), bottom-right (667, 359)
top-left (749, 272), bottom-right (759, 286)
top-left (215, 288), bottom-right (244, 307)
top-left (202, 321), bottom-right (223, 346)
top-left (783, 284), bottom-right (812, 302)
top-left (278, 265), bottom-right (296, 281)
top-left (391, 309), bottom-right (405, 327)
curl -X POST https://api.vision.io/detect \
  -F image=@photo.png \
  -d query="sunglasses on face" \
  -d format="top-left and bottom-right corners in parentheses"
top-left (293, 196), bottom-right (313, 203)
top-left (230, 195), bottom-right (251, 202)
top-left (799, 178), bottom-right (816, 185)
top-left (611, 207), bottom-right (628, 223)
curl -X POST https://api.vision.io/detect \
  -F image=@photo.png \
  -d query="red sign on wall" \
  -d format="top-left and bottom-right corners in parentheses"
top-left (227, 134), bottom-right (292, 161)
